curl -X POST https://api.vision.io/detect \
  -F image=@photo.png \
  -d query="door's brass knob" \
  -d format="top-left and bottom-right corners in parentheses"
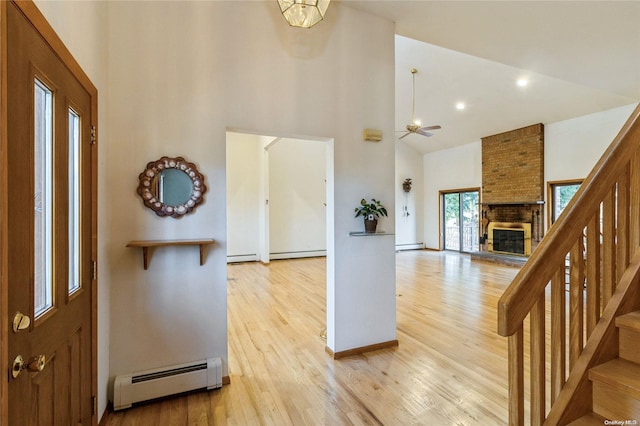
top-left (12, 311), bottom-right (31, 332)
top-left (26, 355), bottom-right (46, 372)
top-left (11, 354), bottom-right (46, 379)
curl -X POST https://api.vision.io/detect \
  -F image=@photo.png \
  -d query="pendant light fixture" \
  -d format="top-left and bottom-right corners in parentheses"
top-left (277, 0), bottom-right (330, 28)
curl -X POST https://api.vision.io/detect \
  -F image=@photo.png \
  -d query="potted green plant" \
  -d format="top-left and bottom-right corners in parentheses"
top-left (354, 198), bottom-right (388, 233)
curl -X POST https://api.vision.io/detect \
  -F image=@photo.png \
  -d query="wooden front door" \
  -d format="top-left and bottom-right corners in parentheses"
top-left (3, 2), bottom-right (98, 424)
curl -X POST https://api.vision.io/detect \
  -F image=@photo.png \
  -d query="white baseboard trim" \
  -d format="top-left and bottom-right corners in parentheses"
top-left (395, 243), bottom-right (425, 251)
top-left (270, 250), bottom-right (326, 260)
top-left (227, 254), bottom-right (258, 263)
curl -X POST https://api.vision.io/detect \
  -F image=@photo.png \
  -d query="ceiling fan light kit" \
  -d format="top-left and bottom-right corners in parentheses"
top-left (277, 0), bottom-right (330, 28)
top-left (363, 128), bottom-right (383, 142)
top-left (397, 68), bottom-right (442, 140)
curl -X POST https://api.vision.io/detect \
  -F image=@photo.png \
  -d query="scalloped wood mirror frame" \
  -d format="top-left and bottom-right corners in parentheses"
top-left (137, 156), bottom-right (207, 218)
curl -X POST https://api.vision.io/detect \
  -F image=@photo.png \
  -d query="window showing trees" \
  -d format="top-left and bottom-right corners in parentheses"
top-left (550, 181), bottom-right (582, 224)
top-left (442, 190), bottom-right (479, 252)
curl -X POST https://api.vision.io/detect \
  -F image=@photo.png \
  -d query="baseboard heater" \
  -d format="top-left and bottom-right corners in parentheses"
top-left (113, 357), bottom-right (222, 411)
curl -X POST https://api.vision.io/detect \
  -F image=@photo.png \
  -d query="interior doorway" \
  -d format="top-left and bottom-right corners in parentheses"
top-left (441, 189), bottom-right (480, 252)
top-left (225, 131), bottom-right (332, 264)
top-left (224, 128), bottom-right (335, 369)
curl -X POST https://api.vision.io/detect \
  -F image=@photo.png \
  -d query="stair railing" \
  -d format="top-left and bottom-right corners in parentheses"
top-left (497, 103), bottom-right (640, 425)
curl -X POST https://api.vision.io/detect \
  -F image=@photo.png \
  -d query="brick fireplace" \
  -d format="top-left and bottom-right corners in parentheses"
top-left (481, 124), bottom-right (544, 256)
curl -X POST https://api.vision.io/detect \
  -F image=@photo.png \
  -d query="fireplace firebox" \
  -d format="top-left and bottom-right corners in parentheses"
top-left (488, 222), bottom-right (532, 256)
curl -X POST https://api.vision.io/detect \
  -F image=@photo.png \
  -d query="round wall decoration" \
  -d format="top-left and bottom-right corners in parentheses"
top-left (137, 156), bottom-right (207, 218)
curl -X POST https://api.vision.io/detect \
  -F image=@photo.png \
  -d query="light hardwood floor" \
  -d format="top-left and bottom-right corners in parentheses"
top-left (102, 250), bottom-right (520, 425)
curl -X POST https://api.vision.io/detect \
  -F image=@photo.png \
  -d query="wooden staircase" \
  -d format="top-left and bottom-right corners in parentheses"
top-left (570, 311), bottom-right (640, 424)
top-left (498, 103), bottom-right (640, 425)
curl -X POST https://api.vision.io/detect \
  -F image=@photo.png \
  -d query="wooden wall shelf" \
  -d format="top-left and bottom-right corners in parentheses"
top-left (126, 239), bottom-right (215, 270)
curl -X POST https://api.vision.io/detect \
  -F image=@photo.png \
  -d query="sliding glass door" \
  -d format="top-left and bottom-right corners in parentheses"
top-left (443, 190), bottom-right (479, 252)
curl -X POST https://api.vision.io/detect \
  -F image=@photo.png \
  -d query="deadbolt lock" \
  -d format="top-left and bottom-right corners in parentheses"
top-left (12, 311), bottom-right (31, 333)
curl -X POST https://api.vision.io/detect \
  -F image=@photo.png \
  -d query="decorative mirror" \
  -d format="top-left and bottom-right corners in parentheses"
top-left (137, 156), bottom-right (207, 218)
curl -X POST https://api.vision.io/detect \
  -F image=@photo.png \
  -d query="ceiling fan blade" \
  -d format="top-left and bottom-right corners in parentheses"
top-left (415, 129), bottom-right (434, 137)
top-left (420, 125), bottom-right (441, 131)
top-left (398, 132), bottom-right (412, 140)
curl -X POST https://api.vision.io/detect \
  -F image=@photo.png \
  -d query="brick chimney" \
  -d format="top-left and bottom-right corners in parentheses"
top-left (481, 124), bottom-right (544, 254)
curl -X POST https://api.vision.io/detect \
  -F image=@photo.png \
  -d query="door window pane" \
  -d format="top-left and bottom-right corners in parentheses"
top-left (443, 190), bottom-right (479, 252)
top-left (34, 79), bottom-right (54, 317)
top-left (68, 109), bottom-right (81, 294)
top-left (461, 191), bottom-right (479, 252)
top-left (444, 193), bottom-right (460, 250)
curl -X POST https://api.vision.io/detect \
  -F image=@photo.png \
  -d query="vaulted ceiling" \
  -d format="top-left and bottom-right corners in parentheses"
top-left (340, 1), bottom-right (640, 154)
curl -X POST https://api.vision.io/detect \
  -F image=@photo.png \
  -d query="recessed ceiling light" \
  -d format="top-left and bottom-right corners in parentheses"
top-left (456, 102), bottom-right (465, 110)
top-left (517, 78), bottom-right (528, 87)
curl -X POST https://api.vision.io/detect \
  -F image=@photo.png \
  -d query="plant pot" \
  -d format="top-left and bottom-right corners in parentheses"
top-left (364, 218), bottom-right (378, 233)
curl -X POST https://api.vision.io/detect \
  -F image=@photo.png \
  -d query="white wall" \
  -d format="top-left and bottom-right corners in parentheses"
top-left (34, 0), bottom-right (111, 417)
top-left (545, 103), bottom-right (638, 182)
top-left (106, 4), bottom-right (229, 404)
top-left (395, 141), bottom-right (424, 248)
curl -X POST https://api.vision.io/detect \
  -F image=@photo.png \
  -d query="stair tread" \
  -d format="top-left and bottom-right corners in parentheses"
top-left (568, 413), bottom-right (607, 426)
top-left (616, 310), bottom-right (640, 332)
top-left (589, 358), bottom-right (640, 399)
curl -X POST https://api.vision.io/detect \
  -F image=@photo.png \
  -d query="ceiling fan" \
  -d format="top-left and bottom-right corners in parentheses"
top-left (397, 68), bottom-right (441, 140)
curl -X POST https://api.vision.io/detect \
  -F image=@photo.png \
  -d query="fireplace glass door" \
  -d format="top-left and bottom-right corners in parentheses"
top-left (443, 190), bottom-right (479, 252)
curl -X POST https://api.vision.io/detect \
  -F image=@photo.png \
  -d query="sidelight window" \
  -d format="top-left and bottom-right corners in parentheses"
top-left (34, 79), bottom-right (54, 317)
top-left (68, 109), bottom-right (81, 294)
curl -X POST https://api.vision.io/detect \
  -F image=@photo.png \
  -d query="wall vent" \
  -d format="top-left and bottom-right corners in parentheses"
top-left (113, 357), bottom-right (222, 410)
